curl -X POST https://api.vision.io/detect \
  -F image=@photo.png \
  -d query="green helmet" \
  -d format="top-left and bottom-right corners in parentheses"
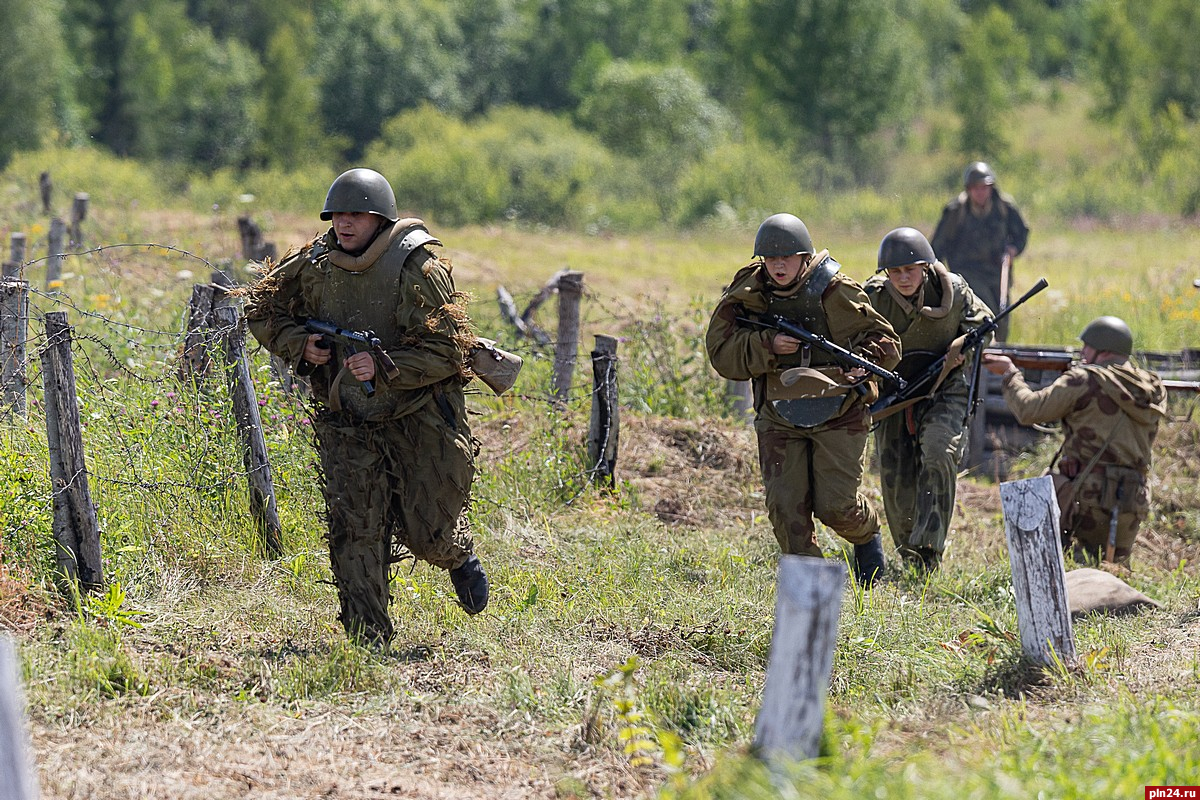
top-left (1079, 316), bottom-right (1133, 357)
top-left (754, 213), bottom-right (814, 258)
top-left (877, 227), bottom-right (935, 272)
top-left (964, 161), bottom-right (996, 188)
top-left (321, 168), bottom-right (399, 222)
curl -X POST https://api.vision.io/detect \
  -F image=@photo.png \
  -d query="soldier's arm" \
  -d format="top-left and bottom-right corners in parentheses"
top-left (1000, 367), bottom-right (1089, 426)
top-left (705, 294), bottom-right (777, 381)
top-left (381, 251), bottom-right (467, 390)
top-left (1005, 199), bottom-right (1030, 257)
top-left (244, 251), bottom-right (315, 371)
top-left (825, 281), bottom-right (901, 371)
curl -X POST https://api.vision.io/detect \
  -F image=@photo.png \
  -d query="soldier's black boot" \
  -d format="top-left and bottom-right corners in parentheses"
top-left (449, 555), bottom-right (489, 615)
top-left (853, 534), bottom-right (885, 589)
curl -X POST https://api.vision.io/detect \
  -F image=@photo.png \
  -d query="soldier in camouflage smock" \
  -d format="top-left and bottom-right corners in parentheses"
top-left (244, 168), bottom-right (488, 647)
top-left (706, 213), bottom-right (900, 587)
top-left (864, 228), bottom-right (993, 571)
top-left (931, 162), bottom-right (1029, 342)
top-left (984, 316), bottom-right (1167, 565)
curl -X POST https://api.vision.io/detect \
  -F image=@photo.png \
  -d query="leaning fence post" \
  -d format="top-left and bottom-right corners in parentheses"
top-left (46, 218), bottom-right (66, 289)
top-left (1000, 475), bottom-right (1076, 667)
top-left (1, 279), bottom-right (29, 420)
top-left (551, 271), bottom-right (584, 402)
top-left (213, 306), bottom-right (283, 556)
top-left (0, 635), bottom-right (39, 800)
top-left (39, 170), bottom-right (53, 215)
top-left (41, 312), bottom-right (104, 594)
top-left (587, 334), bottom-right (619, 489)
top-left (753, 556), bottom-right (846, 764)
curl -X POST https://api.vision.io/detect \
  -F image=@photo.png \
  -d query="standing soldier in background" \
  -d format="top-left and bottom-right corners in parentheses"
top-left (706, 213), bottom-right (901, 587)
top-left (983, 316), bottom-right (1167, 565)
top-left (931, 162), bottom-right (1029, 342)
top-left (864, 228), bottom-right (993, 573)
top-left (243, 168), bottom-right (488, 648)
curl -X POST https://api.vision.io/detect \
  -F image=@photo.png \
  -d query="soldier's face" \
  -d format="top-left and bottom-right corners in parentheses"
top-left (967, 183), bottom-right (992, 207)
top-left (885, 264), bottom-right (925, 298)
top-left (1081, 344), bottom-right (1098, 364)
top-left (764, 254), bottom-right (806, 286)
top-left (332, 212), bottom-right (383, 253)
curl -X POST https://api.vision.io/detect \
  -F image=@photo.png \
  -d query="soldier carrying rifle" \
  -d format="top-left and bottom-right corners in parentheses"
top-left (863, 227), bottom-right (993, 573)
top-left (705, 213), bottom-right (900, 587)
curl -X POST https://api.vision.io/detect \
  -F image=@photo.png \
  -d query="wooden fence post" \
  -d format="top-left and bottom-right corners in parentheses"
top-left (551, 271), bottom-right (584, 402)
top-left (41, 312), bottom-right (104, 593)
top-left (753, 556), bottom-right (846, 763)
top-left (213, 306), bottom-right (283, 556)
top-left (726, 380), bottom-right (753, 420)
top-left (0, 635), bottom-right (39, 800)
top-left (46, 218), bottom-right (66, 289)
top-left (587, 334), bottom-right (619, 489)
top-left (178, 284), bottom-right (218, 382)
top-left (69, 193), bottom-right (89, 249)
top-left (999, 475), bottom-right (1076, 667)
top-left (39, 170), bottom-right (52, 214)
top-left (2, 234), bottom-right (26, 281)
top-left (1, 279), bottom-right (30, 419)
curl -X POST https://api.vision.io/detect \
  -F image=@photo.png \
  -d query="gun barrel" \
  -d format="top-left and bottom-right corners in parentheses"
top-left (769, 316), bottom-right (906, 389)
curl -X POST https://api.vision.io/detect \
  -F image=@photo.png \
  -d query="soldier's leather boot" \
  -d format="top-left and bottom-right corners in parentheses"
top-left (853, 534), bottom-right (885, 589)
top-left (449, 554), bottom-right (489, 614)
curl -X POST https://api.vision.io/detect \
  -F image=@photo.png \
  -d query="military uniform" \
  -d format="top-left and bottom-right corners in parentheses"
top-left (999, 361), bottom-right (1166, 562)
top-left (864, 264), bottom-right (992, 565)
top-left (931, 186), bottom-right (1028, 339)
top-left (245, 219), bottom-right (478, 645)
top-left (706, 253), bottom-right (900, 557)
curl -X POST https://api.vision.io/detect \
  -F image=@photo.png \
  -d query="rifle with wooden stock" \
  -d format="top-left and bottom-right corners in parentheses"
top-left (870, 276), bottom-right (1049, 418)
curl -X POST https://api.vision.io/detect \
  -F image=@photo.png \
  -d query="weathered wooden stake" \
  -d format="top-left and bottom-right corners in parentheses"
top-left (551, 270), bottom-right (584, 402)
top-left (69, 193), bottom-right (89, 249)
top-left (0, 635), bottom-right (39, 800)
top-left (214, 306), bottom-right (283, 556)
top-left (39, 170), bottom-right (53, 214)
top-left (46, 218), bottom-right (66, 288)
top-left (41, 312), bottom-right (104, 593)
top-left (999, 475), bottom-right (1076, 667)
top-left (2, 233), bottom-right (26, 280)
top-left (726, 380), bottom-right (753, 420)
top-left (753, 556), bottom-right (846, 763)
top-left (587, 334), bottom-right (620, 489)
top-left (178, 283), bottom-right (218, 382)
top-left (1, 279), bottom-right (30, 419)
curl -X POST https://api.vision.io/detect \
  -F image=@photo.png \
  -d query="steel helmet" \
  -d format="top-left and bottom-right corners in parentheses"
top-left (753, 213), bottom-right (814, 258)
top-left (321, 168), bottom-right (399, 222)
top-left (877, 227), bottom-right (936, 272)
top-left (1080, 316), bottom-right (1133, 357)
top-left (963, 161), bottom-right (996, 188)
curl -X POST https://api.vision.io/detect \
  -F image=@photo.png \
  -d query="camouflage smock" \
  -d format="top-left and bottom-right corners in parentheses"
top-left (1001, 360), bottom-right (1167, 558)
top-left (863, 265), bottom-right (993, 558)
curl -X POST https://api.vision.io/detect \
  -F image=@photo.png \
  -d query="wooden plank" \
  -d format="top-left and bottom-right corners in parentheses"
top-left (753, 556), bottom-right (846, 763)
top-left (999, 475), bottom-right (1076, 667)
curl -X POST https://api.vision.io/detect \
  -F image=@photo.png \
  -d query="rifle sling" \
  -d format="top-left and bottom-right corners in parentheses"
top-left (872, 333), bottom-right (969, 421)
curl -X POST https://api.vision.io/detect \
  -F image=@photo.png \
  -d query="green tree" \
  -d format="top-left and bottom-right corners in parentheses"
top-left (738, 0), bottom-right (919, 180)
top-left (258, 21), bottom-right (335, 167)
top-left (0, 0), bottom-right (69, 167)
top-left (950, 6), bottom-right (1031, 158)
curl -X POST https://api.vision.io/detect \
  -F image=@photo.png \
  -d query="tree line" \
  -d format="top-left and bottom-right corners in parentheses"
top-left (3, 0), bottom-right (1200, 226)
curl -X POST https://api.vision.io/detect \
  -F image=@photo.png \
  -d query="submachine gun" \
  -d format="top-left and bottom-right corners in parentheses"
top-left (738, 315), bottom-right (908, 392)
top-left (869, 276), bottom-right (1050, 419)
top-left (303, 318), bottom-right (399, 397)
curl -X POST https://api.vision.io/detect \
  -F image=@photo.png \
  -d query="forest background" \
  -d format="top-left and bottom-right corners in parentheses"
top-left (4, 0), bottom-right (1200, 231)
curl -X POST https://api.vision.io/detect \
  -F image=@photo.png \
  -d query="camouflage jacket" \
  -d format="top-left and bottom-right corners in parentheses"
top-left (1001, 361), bottom-right (1167, 474)
top-left (244, 220), bottom-right (470, 422)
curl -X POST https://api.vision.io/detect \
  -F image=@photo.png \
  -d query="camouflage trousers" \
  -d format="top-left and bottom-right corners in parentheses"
top-left (1054, 464), bottom-right (1148, 563)
top-left (755, 413), bottom-right (880, 557)
top-left (314, 398), bottom-right (476, 644)
top-left (875, 393), bottom-right (968, 557)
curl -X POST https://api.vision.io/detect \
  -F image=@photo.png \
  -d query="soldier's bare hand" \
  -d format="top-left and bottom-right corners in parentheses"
top-left (982, 353), bottom-right (1015, 376)
top-left (302, 334), bottom-right (331, 365)
top-left (345, 350), bottom-right (377, 382)
top-left (771, 333), bottom-right (801, 355)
